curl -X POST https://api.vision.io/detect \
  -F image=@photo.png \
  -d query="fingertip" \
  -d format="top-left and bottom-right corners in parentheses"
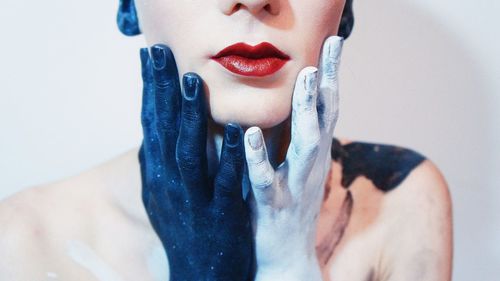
top-left (244, 126), bottom-right (264, 151)
top-left (325, 35), bottom-right (344, 44)
top-left (183, 72), bottom-right (201, 81)
top-left (296, 67), bottom-right (319, 92)
top-left (150, 44), bottom-right (177, 75)
top-left (244, 127), bottom-right (268, 167)
top-left (219, 123), bottom-right (244, 181)
top-left (214, 123), bottom-right (245, 201)
top-left (150, 45), bottom-right (166, 70)
top-left (298, 66), bottom-right (319, 81)
top-left (325, 36), bottom-right (344, 63)
top-left (224, 123), bottom-right (243, 148)
top-left (305, 67), bottom-right (319, 92)
top-left (293, 67), bottom-right (319, 113)
top-left (182, 72), bottom-right (203, 101)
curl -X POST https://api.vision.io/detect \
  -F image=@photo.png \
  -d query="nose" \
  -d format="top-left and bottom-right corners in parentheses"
top-left (219, 0), bottom-right (280, 16)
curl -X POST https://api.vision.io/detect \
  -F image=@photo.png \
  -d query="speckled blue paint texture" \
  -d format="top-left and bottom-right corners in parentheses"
top-left (138, 45), bottom-right (253, 281)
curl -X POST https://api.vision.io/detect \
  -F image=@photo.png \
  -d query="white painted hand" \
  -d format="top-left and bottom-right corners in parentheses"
top-left (244, 36), bottom-right (344, 281)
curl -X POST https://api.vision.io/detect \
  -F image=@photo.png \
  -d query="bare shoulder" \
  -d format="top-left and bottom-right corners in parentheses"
top-left (332, 138), bottom-right (430, 192)
top-left (0, 175), bottom-right (102, 279)
top-left (379, 160), bottom-right (452, 281)
top-left (330, 138), bottom-right (452, 280)
top-left (0, 149), bottom-right (143, 280)
top-left (332, 137), bottom-right (452, 235)
top-left (385, 158), bottom-right (451, 212)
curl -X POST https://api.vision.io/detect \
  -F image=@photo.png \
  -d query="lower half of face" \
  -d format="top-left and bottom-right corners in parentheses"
top-left (136, 0), bottom-right (345, 129)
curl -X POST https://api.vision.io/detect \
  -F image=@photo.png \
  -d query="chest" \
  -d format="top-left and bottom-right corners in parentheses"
top-left (61, 183), bottom-right (387, 281)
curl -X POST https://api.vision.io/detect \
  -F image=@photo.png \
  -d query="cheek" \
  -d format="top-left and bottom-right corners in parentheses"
top-left (291, 0), bottom-right (345, 65)
top-left (136, 0), bottom-right (195, 47)
top-left (134, 0), bottom-right (345, 129)
top-left (135, 0), bottom-right (211, 90)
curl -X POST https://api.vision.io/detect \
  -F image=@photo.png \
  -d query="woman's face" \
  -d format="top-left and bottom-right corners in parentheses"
top-left (135, 0), bottom-right (345, 129)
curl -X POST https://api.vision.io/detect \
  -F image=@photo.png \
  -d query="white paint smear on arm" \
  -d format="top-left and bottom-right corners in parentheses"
top-left (66, 240), bottom-right (125, 281)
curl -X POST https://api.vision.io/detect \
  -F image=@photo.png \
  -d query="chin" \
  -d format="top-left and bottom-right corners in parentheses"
top-left (207, 88), bottom-right (292, 130)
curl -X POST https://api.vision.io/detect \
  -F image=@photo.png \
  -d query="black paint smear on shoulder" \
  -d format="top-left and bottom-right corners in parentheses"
top-left (331, 138), bottom-right (426, 192)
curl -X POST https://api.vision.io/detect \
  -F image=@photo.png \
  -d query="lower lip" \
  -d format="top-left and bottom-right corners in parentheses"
top-left (212, 55), bottom-right (289, 77)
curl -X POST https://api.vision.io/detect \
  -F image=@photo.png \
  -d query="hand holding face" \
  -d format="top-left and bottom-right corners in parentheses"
top-left (244, 36), bottom-right (344, 281)
top-left (138, 45), bottom-right (253, 281)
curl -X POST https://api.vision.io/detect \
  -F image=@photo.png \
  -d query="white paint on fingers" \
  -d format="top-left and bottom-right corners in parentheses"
top-left (287, 66), bottom-right (321, 192)
top-left (244, 127), bottom-right (276, 205)
top-left (319, 36), bottom-right (343, 134)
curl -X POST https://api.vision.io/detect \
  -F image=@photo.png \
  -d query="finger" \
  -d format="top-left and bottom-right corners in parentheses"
top-left (150, 44), bottom-right (181, 167)
top-left (244, 127), bottom-right (276, 206)
top-left (318, 36), bottom-right (343, 134)
top-left (176, 73), bottom-right (209, 199)
top-left (213, 123), bottom-right (245, 210)
top-left (140, 48), bottom-right (154, 132)
top-left (287, 67), bottom-right (321, 166)
top-left (284, 67), bottom-right (321, 195)
top-left (139, 48), bottom-right (166, 191)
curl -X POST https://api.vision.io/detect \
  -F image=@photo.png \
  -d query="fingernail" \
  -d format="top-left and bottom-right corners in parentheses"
top-left (225, 123), bottom-right (241, 147)
top-left (151, 45), bottom-right (166, 70)
top-left (247, 127), bottom-right (263, 151)
top-left (183, 73), bottom-right (199, 100)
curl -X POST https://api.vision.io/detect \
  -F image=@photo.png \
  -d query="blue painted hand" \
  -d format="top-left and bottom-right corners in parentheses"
top-left (138, 45), bottom-right (253, 281)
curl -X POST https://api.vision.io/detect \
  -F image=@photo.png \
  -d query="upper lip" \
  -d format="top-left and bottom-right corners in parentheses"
top-left (211, 42), bottom-right (290, 60)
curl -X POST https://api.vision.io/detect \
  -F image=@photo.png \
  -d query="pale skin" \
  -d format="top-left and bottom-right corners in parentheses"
top-left (0, 0), bottom-right (452, 280)
top-left (0, 143), bottom-right (453, 280)
top-left (0, 42), bottom-right (453, 280)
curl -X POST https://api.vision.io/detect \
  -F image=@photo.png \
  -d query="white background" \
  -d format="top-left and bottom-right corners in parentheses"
top-left (1, 0), bottom-right (499, 279)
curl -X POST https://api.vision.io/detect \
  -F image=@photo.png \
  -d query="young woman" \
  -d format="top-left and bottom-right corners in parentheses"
top-left (0, 0), bottom-right (452, 280)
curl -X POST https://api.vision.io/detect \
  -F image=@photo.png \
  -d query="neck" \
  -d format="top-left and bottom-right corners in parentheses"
top-left (112, 118), bottom-right (292, 231)
top-left (207, 117), bottom-right (291, 171)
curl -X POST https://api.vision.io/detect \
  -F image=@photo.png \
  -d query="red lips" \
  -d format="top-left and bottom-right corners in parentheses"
top-left (211, 42), bottom-right (290, 77)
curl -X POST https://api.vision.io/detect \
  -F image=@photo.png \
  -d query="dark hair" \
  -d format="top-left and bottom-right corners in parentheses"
top-left (118, 0), bottom-right (354, 38)
top-left (339, 0), bottom-right (354, 39)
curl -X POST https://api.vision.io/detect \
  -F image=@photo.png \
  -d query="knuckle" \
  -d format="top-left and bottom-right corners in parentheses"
top-left (154, 77), bottom-right (177, 90)
top-left (181, 110), bottom-right (201, 124)
top-left (176, 150), bottom-right (201, 171)
top-left (215, 173), bottom-right (238, 194)
top-left (246, 151), bottom-right (267, 166)
top-left (249, 162), bottom-right (274, 189)
top-left (156, 120), bottom-right (178, 137)
top-left (252, 174), bottom-right (274, 190)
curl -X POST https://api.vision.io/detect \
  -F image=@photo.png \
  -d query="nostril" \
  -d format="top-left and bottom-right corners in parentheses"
top-left (264, 4), bottom-right (272, 13)
top-left (231, 3), bottom-right (242, 14)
